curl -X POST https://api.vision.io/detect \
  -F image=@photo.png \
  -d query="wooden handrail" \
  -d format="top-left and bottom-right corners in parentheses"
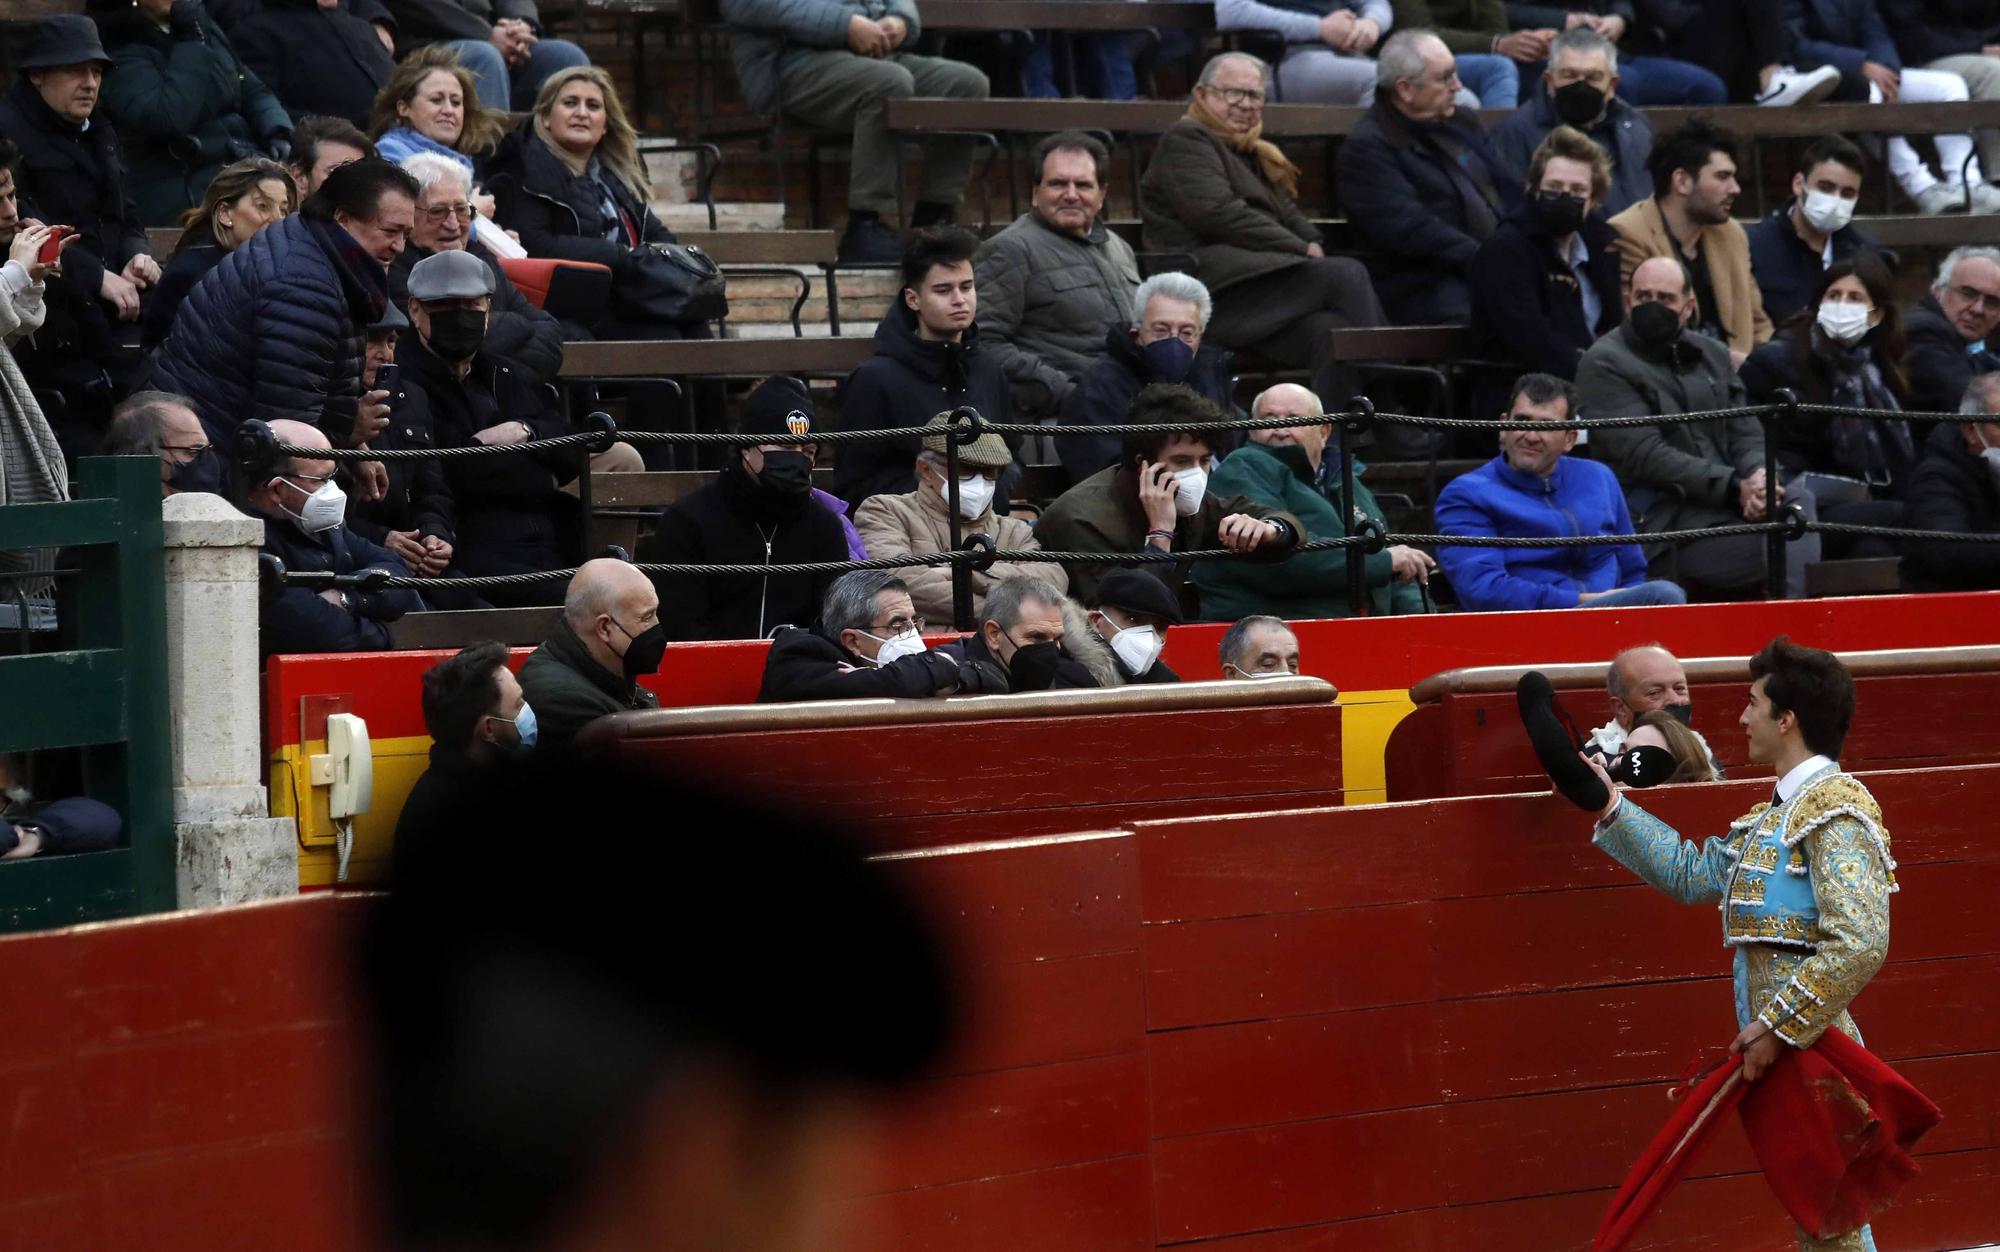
top-left (580, 674), bottom-right (1338, 742)
top-left (558, 336), bottom-right (874, 378)
top-left (1407, 644), bottom-right (2000, 702)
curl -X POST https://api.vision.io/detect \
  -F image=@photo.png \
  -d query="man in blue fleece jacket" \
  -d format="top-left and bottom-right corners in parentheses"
top-left (1435, 372), bottom-right (1688, 611)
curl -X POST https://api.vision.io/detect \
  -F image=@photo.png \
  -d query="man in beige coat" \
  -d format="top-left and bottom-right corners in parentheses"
top-left (853, 415), bottom-right (1066, 624)
top-left (1608, 117), bottom-right (1772, 365)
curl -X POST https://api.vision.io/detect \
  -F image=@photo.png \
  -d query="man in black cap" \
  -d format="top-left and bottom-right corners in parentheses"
top-left (1087, 568), bottom-right (1182, 684)
top-left (637, 375), bottom-right (853, 641)
top-left (758, 569), bottom-right (975, 703)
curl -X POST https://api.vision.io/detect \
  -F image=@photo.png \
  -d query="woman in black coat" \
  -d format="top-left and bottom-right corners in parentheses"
top-left (1740, 254), bottom-right (1915, 554)
top-left (97, 0), bottom-right (293, 225)
top-left (142, 156), bottom-right (294, 350)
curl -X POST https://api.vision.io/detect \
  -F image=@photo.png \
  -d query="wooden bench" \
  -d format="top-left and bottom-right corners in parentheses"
top-left (556, 336), bottom-right (874, 380)
top-left (1382, 643), bottom-right (2000, 801)
top-left (580, 677), bottom-right (1344, 851)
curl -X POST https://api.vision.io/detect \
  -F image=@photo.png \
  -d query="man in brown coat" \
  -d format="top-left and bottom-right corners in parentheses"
top-left (1138, 51), bottom-right (1381, 402)
top-left (1608, 116), bottom-right (1773, 365)
top-left (852, 415), bottom-right (1066, 624)
top-left (1036, 383), bottom-right (1301, 612)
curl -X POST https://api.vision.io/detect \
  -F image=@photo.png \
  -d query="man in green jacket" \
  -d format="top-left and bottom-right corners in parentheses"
top-left (1197, 383), bottom-right (1435, 621)
top-left (518, 558), bottom-right (664, 752)
top-left (1037, 383), bottom-right (1302, 613)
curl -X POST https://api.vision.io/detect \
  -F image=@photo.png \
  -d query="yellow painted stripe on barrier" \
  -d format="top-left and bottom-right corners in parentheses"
top-left (1336, 687), bottom-right (1415, 804)
top-left (272, 733), bottom-right (436, 889)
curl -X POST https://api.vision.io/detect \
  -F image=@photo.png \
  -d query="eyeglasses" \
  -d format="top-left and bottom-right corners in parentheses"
top-left (875, 616), bottom-right (926, 635)
top-left (284, 471), bottom-right (335, 488)
top-left (159, 441), bottom-right (210, 458)
top-left (1950, 284), bottom-right (2000, 313)
top-left (420, 202), bottom-right (478, 223)
top-left (1208, 85), bottom-right (1265, 107)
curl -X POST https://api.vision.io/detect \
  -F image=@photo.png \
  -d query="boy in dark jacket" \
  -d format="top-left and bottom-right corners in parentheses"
top-left (637, 375), bottom-right (852, 641)
top-left (758, 570), bottom-right (967, 702)
top-left (836, 226), bottom-right (1014, 508)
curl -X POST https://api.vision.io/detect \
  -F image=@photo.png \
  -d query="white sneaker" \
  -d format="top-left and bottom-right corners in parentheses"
top-left (1916, 182), bottom-right (1970, 215)
top-left (1755, 64), bottom-right (1841, 107)
top-left (1970, 182), bottom-right (2000, 214)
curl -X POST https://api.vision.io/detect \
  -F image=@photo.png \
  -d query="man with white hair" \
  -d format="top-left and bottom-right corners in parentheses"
top-left (1056, 270), bottom-right (1237, 486)
top-left (1904, 245), bottom-right (2000, 413)
top-left (1903, 372), bottom-right (2000, 592)
top-left (1197, 380), bottom-right (1430, 619)
top-left (392, 151), bottom-right (562, 388)
top-left (517, 557), bottom-right (664, 752)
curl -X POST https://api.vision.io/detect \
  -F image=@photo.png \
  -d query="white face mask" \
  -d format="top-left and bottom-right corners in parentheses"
top-left (1172, 466), bottom-right (1208, 516)
top-left (1104, 622), bottom-right (1163, 675)
top-left (944, 472), bottom-right (995, 522)
top-left (275, 476), bottom-right (347, 533)
top-left (1975, 427), bottom-right (2000, 489)
top-left (1226, 664), bottom-right (1293, 680)
top-left (1799, 187), bottom-right (1855, 235)
top-left (862, 628), bottom-right (927, 666)
top-left (1816, 299), bottom-right (1872, 346)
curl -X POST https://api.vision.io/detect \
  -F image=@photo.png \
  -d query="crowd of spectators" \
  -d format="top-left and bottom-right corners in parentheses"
top-left (9, 0), bottom-right (2000, 706)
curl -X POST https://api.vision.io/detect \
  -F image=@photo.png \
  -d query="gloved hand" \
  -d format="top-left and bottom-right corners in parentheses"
top-left (168, 0), bottom-right (205, 40)
top-left (265, 135), bottom-right (292, 163)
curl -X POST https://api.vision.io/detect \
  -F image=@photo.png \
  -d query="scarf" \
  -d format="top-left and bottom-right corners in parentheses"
top-left (1185, 91), bottom-right (1301, 203)
top-left (1813, 331), bottom-right (1914, 485)
top-left (533, 116), bottom-right (642, 245)
top-left (307, 215), bottom-right (388, 324)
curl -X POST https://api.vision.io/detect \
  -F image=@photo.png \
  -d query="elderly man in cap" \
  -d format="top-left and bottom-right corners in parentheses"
top-left (638, 375), bottom-right (853, 641)
top-left (852, 413), bottom-right (1066, 625)
top-left (759, 569), bottom-right (976, 703)
top-left (1087, 569), bottom-right (1183, 684)
top-left (519, 557), bottom-right (664, 753)
top-left (398, 249), bottom-right (599, 607)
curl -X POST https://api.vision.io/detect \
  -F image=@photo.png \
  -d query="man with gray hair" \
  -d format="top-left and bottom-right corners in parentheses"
top-left (1902, 372), bottom-right (2000, 591)
top-left (935, 573), bottom-right (1101, 691)
top-left (1056, 270), bottom-right (1237, 485)
top-left (1904, 245), bottom-right (2000, 413)
top-left (1489, 25), bottom-right (1661, 215)
top-left (102, 389), bottom-right (221, 496)
top-left (391, 151), bottom-right (563, 389)
top-left (974, 130), bottom-right (1139, 422)
top-left (1218, 614), bottom-right (1300, 679)
top-left (517, 557), bottom-right (663, 752)
top-left (758, 569), bottom-right (970, 702)
top-left (1338, 27), bottom-right (1523, 324)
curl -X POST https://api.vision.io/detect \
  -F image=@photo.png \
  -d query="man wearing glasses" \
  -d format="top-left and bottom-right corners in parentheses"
top-left (1904, 245), bottom-right (2000, 413)
top-left (100, 389), bottom-right (223, 496)
top-left (758, 569), bottom-right (970, 702)
top-left (390, 152), bottom-right (562, 391)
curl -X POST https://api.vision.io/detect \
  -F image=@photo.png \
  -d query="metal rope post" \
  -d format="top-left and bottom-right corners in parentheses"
top-left (946, 406), bottom-right (979, 632)
top-left (576, 411), bottom-right (618, 564)
top-left (1340, 395), bottom-right (1374, 616)
top-left (1766, 389), bottom-right (1793, 601)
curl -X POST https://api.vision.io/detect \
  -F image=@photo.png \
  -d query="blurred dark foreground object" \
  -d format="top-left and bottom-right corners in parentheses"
top-left (360, 750), bottom-right (956, 1252)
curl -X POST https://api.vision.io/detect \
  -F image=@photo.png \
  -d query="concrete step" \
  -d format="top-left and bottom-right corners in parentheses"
top-left (654, 201), bottom-right (788, 232)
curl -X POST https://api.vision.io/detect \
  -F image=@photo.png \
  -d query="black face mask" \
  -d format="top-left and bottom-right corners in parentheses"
top-left (752, 449), bottom-right (814, 501)
top-left (1607, 744), bottom-right (1679, 787)
top-left (1526, 189), bottom-right (1588, 237)
top-left (424, 307), bottom-right (487, 362)
top-left (1005, 639), bottom-right (1066, 691)
top-left (610, 618), bottom-right (667, 678)
top-left (1628, 300), bottom-right (1684, 349)
top-left (1551, 80), bottom-right (1607, 127)
top-left (167, 447), bottom-right (224, 495)
top-left (1663, 700), bottom-right (1693, 727)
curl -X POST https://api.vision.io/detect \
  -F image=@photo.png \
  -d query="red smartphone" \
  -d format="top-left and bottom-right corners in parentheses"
top-left (36, 225), bottom-right (75, 265)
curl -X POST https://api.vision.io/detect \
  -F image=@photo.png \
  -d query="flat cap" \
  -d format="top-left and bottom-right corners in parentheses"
top-left (920, 412), bottom-right (1011, 469)
top-left (1095, 569), bottom-right (1183, 625)
top-left (408, 249), bottom-right (495, 302)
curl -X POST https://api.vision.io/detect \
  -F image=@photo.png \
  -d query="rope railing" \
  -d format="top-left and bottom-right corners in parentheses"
top-left (241, 389), bottom-right (1990, 622)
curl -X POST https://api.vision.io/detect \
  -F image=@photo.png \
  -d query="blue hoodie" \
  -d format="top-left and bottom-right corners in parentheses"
top-left (1433, 454), bottom-right (1649, 611)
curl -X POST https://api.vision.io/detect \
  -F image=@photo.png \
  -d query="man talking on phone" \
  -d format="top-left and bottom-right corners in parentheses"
top-left (1038, 383), bottom-right (1303, 613)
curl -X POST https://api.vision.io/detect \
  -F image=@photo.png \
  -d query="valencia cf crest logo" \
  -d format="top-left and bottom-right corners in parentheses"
top-left (786, 410), bottom-right (812, 436)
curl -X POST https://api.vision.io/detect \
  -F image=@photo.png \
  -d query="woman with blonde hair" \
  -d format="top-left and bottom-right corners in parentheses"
top-left (486, 64), bottom-right (719, 466)
top-left (142, 158), bottom-right (296, 351)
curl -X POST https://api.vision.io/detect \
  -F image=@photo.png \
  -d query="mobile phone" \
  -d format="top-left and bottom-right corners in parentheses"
top-left (372, 363), bottom-right (399, 403)
top-left (36, 224), bottom-right (74, 265)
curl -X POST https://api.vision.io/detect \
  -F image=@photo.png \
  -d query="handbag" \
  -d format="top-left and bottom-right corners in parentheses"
top-left (615, 241), bottom-right (729, 324)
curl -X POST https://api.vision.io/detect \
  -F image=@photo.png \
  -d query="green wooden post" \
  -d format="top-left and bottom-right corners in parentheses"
top-left (0, 457), bottom-right (176, 932)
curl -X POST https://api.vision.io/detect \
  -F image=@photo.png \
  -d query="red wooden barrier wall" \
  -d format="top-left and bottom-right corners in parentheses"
top-left (6, 766), bottom-right (1997, 1252)
top-left (1386, 669), bottom-right (2000, 800)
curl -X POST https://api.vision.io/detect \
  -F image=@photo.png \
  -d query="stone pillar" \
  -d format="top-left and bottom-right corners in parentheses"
top-left (160, 491), bottom-right (298, 907)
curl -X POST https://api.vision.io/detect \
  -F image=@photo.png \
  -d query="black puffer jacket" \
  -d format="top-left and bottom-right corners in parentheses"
top-left (388, 239), bottom-right (564, 386)
top-left (0, 79), bottom-right (149, 305)
top-left (149, 212), bottom-right (385, 446)
top-left (637, 465), bottom-right (851, 641)
top-left (397, 336), bottom-right (575, 594)
top-left (232, 0), bottom-right (395, 129)
top-left (834, 301), bottom-right (1014, 507)
top-left (258, 512), bottom-right (421, 654)
top-left (485, 125), bottom-right (674, 285)
top-left (98, 2), bottom-right (291, 225)
top-left (1056, 324), bottom-right (1235, 487)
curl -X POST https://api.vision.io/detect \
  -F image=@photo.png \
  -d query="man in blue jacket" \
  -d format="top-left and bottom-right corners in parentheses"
top-left (1434, 373), bottom-right (1687, 611)
top-left (251, 418), bottom-right (422, 654)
